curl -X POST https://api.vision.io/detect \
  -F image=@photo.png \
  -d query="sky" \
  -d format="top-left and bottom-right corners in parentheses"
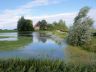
top-left (0, 0), bottom-right (96, 29)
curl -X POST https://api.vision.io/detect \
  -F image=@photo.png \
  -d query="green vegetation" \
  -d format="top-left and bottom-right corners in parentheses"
top-left (0, 59), bottom-right (95, 72)
top-left (82, 37), bottom-right (96, 52)
top-left (67, 6), bottom-right (95, 52)
top-left (17, 16), bottom-right (34, 32)
top-left (0, 30), bottom-right (17, 32)
top-left (36, 19), bottom-right (68, 32)
top-left (51, 30), bottom-right (67, 38)
top-left (68, 6), bottom-right (93, 46)
top-left (52, 20), bottom-right (68, 32)
top-left (65, 45), bottom-right (96, 64)
top-left (38, 20), bottom-right (47, 30)
top-left (0, 6), bottom-right (96, 72)
top-left (0, 36), bottom-right (9, 38)
top-left (0, 36), bottom-right (32, 51)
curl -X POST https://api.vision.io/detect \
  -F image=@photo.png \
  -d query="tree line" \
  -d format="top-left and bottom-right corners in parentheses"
top-left (17, 17), bottom-right (68, 32)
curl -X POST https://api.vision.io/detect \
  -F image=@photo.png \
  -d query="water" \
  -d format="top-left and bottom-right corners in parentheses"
top-left (0, 32), bottom-right (67, 60)
top-left (0, 32), bottom-right (96, 64)
top-left (0, 33), bottom-right (17, 41)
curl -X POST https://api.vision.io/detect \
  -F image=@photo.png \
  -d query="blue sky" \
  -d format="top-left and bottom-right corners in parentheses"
top-left (0, 0), bottom-right (96, 29)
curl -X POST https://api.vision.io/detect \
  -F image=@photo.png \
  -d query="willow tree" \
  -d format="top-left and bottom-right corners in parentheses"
top-left (67, 7), bottom-right (94, 46)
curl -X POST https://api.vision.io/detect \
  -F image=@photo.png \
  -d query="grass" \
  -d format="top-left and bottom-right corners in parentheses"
top-left (51, 30), bottom-right (68, 38)
top-left (65, 45), bottom-right (96, 64)
top-left (35, 30), bottom-right (67, 38)
top-left (0, 36), bottom-right (15, 38)
top-left (0, 30), bottom-right (17, 33)
top-left (0, 36), bottom-right (32, 51)
top-left (0, 36), bottom-right (10, 38)
top-left (0, 59), bottom-right (95, 72)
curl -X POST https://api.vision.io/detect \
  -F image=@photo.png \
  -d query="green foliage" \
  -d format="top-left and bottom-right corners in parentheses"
top-left (39, 20), bottom-right (47, 30)
top-left (74, 6), bottom-right (90, 24)
top-left (0, 36), bottom-right (32, 51)
top-left (46, 24), bottom-right (54, 31)
top-left (0, 30), bottom-right (17, 33)
top-left (36, 19), bottom-right (68, 31)
top-left (82, 37), bottom-right (96, 52)
top-left (0, 59), bottom-right (96, 72)
top-left (53, 20), bottom-right (68, 32)
top-left (51, 30), bottom-right (68, 38)
top-left (67, 7), bottom-right (94, 46)
top-left (58, 20), bottom-right (68, 31)
top-left (17, 16), bottom-right (34, 32)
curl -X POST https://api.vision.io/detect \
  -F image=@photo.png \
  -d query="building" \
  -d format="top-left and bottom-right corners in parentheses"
top-left (34, 23), bottom-right (40, 30)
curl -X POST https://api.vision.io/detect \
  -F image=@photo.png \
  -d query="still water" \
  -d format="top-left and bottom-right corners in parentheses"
top-left (0, 32), bottom-right (96, 64)
top-left (0, 32), bottom-right (67, 60)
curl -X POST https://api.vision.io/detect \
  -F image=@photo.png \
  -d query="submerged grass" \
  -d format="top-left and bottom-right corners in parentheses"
top-left (0, 59), bottom-right (96, 72)
top-left (0, 36), bottom-right (10, 38)
top-left (0, 36), bottom-right (32, 51)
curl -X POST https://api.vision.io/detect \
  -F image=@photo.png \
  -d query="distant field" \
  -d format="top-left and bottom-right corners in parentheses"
top-left (0, 30), bottom-right (17, 33)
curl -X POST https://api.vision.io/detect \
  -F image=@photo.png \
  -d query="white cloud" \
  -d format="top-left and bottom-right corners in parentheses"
top-left (88, 9), bottom-right (96, 21)
top-left (26, 12), bottom-right (77, 27)
top-left (22, 0), bottom-right (61, 8)
top-left (24, 9), bottom-right (96, 28)
top-left (0, 0), bottom-right (96, 29)
top-left (0, 0), bottom-right (60, 29)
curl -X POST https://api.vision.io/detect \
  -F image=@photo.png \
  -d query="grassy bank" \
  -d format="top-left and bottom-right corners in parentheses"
top-left (51, 30), bottom-right (68, 38)
top-left (65, 45), bottom-right (96, 64)
top-left (0, 59), bottom-right (95, 72)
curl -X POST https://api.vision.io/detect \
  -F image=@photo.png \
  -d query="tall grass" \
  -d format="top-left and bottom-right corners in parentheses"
top-left (0, 59), bottom-right (96, 72)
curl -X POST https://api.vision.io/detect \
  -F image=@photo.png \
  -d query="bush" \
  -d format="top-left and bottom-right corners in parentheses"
top-left (67, 7), bottom-right (94, 46)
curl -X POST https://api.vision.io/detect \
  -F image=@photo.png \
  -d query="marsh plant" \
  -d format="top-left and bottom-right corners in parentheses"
top-left (0, 59), bottom-right (96, 72)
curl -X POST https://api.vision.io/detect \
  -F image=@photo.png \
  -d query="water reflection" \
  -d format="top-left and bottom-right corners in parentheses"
top-left (0, 33), bottom-right (17, 41)
top-left (0, 32), bottom-right (33, 51)
top-left (33, 32), bottom-right (47, 43)
top-left (0, 32), bottom-right (95, 64)
top-left (0, 32), bottom-right (67, 60)
top-left (18, 31), bottom-right (33, 37)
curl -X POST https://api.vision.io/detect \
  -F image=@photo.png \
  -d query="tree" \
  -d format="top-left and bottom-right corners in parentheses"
top-left (39, 20), bottom-right (47, 30)
top-left (52, 20), bottom-right (68, 32)
top-left (58, 20), bottom-right (68, 32)
top-left (17, 16), bottom-right (34, 32)
top-left (67, 7), bottom-right (94, 46)
top-left (46, 24), bottom-right (54, 31)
